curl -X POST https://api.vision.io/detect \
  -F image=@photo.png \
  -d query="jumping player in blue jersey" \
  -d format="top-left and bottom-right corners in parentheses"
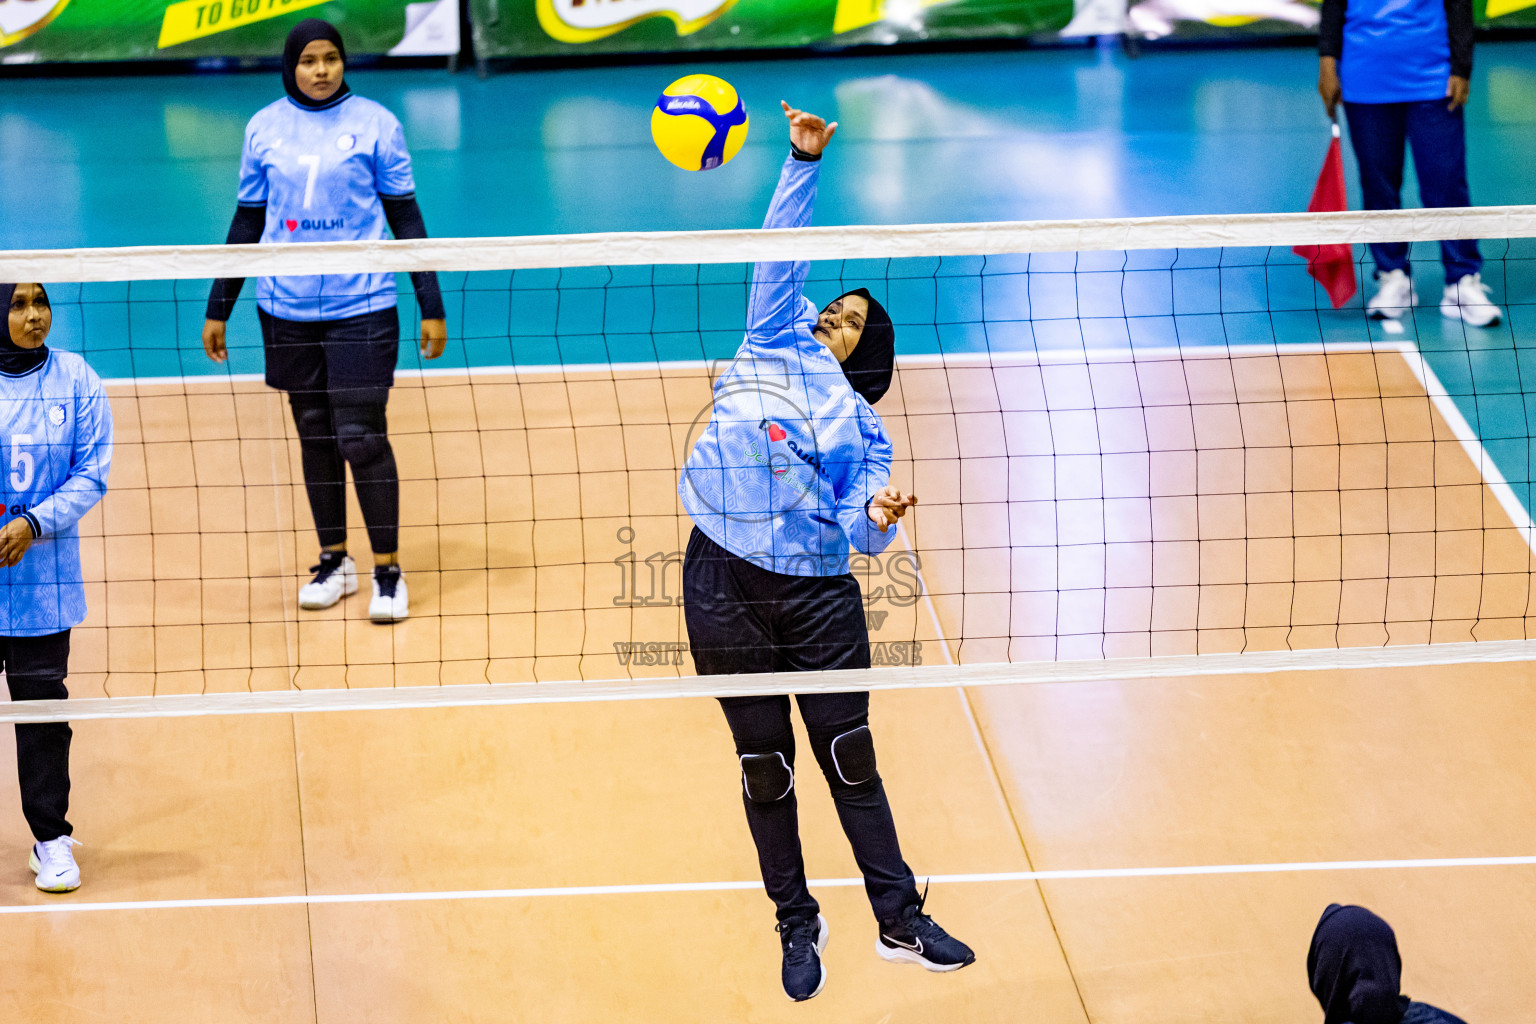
top-left (1, 283), bottom-right (113, 894)
top-left (202, 19), bottom-right (446, 623)
top-left (678, 103), bottom-right (975, 1002)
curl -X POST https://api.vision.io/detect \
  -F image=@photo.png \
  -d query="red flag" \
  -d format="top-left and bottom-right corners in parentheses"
top-left (1292, 125), bottom-right (1357, 309)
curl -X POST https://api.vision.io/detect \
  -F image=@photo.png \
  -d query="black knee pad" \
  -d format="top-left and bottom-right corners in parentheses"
top-left (826, 726), bottom-right (878, 786)
top-left (333, 404), bottom-right (389, 466)
top-left (289, 399), bottom-right (334, 443)
top-left (740, 751), bottom-right (794, 803)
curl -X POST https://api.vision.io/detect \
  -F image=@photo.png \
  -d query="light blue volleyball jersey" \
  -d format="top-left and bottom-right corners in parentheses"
top-left (1, 351), bottom-right (113, 637)
top-left (679, 155), bottom-right (897, 578)
top-left (238, 94), bottom-right (416, 321)
top-left (1342, 0), bottom-right (1451, 103)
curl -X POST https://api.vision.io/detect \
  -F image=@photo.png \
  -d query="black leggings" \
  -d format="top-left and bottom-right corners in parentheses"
top-left (289, 397), bottom-right (399, 555)
top-left (716, 692), bottom-right (919, 925)
top-left (0, 631), bottom-right (72, 842)
top-left (260, 306), bottom-right (401, 556)
top-left (683, 528), bottom-right (919, 924)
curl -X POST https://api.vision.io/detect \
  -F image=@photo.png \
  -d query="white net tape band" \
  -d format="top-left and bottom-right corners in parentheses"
top-left (4, 639), bottom-right (1534, 724)
top-left (4, 205), bottom-right (1535, 282)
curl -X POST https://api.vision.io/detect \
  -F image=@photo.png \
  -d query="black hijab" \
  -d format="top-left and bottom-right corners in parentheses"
top-left (833, 288), bottom-right (894, 405)
top-left (1, 283), bottom-right (50, 377)
top-left (1308, 905), bottom-right (1407, 1024)
top-left (283, 19), bottom-right (351, 111)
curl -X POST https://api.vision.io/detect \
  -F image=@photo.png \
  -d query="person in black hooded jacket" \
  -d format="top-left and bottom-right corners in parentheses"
top-left (1309, 904), bottom-right (1470, 1024)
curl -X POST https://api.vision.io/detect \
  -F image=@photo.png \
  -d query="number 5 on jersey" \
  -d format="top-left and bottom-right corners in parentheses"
top-left (9, 435), bottom-right (34, 491)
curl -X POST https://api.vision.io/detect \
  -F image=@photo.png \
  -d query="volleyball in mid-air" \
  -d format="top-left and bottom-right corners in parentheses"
top-left (650, 74), bottom-right (749, 172)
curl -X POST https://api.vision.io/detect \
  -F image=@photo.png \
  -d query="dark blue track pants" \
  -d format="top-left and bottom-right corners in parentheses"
top-left (1344, 99), bottom-right (1481, 282)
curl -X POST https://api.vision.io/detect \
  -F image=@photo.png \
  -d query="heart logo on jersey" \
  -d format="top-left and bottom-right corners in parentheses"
top-left (286, 219), bottom-right (298, 231)
top-left (767, 423), bottom-right (787, 442)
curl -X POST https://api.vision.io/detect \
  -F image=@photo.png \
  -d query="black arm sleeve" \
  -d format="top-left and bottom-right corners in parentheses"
top-left (1445, 0), bottom-right (1474, 79)
top-left (379, 193), bottom-right (446, 321)
top-left (1319, 0), bottom-right (1345, 60)
top-left (205, 204), bottom-right (266, 322)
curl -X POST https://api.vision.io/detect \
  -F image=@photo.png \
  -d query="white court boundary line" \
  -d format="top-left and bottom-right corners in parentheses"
top-left (3, 855), bottom-right (1535, 916)
top-left (4, 638), bottom-right (1536, 723)
top-left (96, 338), bottom-right (1456, 389)
top-left (105, 343), bottom-right (1425, 393)
top-left (5, 205), bottom-right (1535, 282)
top-left (1395, 342), bottom-right (1536, 548)
top-left (100, 339), bottom-right (1468, 393)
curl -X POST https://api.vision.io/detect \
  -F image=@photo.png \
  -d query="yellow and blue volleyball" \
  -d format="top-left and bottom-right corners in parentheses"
top-left (650, 74), bottom-right (749, 172)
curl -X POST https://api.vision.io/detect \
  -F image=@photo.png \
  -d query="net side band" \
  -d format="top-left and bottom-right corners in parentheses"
top-left (4, 205), bottom-right (1535, 283)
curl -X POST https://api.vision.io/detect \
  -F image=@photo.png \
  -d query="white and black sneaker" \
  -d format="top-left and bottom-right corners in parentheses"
top-left (776, 913), bottom-right (829, 1001)
top-left (876, 889), bottom-right (975, 972)
top-left (298, 552), bottom-right (356, 610)
top-left (369, 564), bottom-right (409, 623)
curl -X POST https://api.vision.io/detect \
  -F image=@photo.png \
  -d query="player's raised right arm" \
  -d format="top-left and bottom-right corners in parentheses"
top-left (744, 103), bottom-right (839, 343)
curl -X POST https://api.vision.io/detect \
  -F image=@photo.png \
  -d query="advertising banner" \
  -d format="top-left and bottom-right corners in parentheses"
top-left (470, 0), bottom-right (1076, 59)
top-left (1123, 0), bottom-right (1535, 39)
top-left (0, 0), bottom-right (458, 63)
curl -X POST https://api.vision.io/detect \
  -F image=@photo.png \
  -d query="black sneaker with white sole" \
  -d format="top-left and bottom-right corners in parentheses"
top-left (877, 889), bottom-right (975, 972)
top-left (776, 913), bottom-right (829, 1001)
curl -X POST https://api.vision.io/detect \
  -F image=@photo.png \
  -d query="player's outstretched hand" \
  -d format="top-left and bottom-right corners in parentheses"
top-left (0, 516), bottom-right (35, 569)
top-left (782, 101), bottom-right (837, 157)
top-left (867, 486), bottom-right (917, 533)
top-left (421, 319), bottom-right (447, 360)
top-left (202, 319), bottom-right (228, 363)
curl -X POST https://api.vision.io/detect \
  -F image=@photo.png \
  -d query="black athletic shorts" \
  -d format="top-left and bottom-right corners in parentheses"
top-left (682, 527), bottom-right (871, 675)
top-left (259, 306), bottom-right (400, 406)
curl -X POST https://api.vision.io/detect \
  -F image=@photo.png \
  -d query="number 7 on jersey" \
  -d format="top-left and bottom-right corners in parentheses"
top-left (298, 154), bottom-right (320, 209)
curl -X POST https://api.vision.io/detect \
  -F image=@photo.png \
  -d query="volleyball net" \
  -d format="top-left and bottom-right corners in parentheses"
top-left (2, 205), bottom-right (1535, 720)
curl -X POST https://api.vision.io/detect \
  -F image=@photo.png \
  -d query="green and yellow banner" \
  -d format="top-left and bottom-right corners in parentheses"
top-left (1, 0), bottom-right (1529, 63)
top-left (477, 0), bottom-right (1074, 57)
top-left (1123, 0), bottom-right (1535, 39)
top-left (157, 0), bottom-right (328, 48)
top-left (0, 0), bottom-right (458, 62)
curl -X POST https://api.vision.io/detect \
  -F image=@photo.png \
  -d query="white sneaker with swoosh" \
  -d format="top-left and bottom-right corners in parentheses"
top-left (30, 836), bottom-right (81, 893)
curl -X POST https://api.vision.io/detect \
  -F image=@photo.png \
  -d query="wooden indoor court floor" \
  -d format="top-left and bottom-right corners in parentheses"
top-left (1, 662), bottom-right (1532, 1021)
top-left (2, 343), bottom-right (1533, 1020)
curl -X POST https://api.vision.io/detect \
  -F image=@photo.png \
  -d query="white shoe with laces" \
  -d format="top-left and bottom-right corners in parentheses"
top-left (1367, 269), bottom-right (1417, 320)
top-left (1441, 273), bottom-right (1502, 327)
top-left (369, 565), bottom-right (409, 623)
top-left (298, 554), bottom-right (357, 610)
top-left (30, 836), bottom-right (81, 893)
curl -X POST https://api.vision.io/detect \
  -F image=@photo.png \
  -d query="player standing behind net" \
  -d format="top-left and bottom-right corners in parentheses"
top-left (201, 18), bottom-right (447, 623)
top-left (678, 103), bottom-right (975, 1002)
top-left (0, 283), bottom-right (113, 893)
